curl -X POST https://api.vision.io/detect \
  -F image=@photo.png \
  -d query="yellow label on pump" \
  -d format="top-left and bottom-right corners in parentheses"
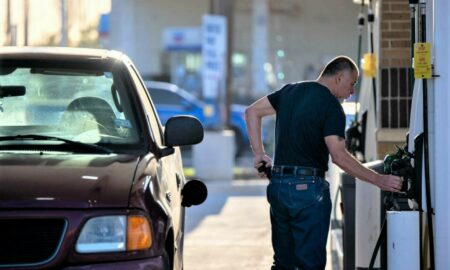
top-left (414, 42), bottom-right (432, 79)
top-left (362, 53), bottom-right (376, 77)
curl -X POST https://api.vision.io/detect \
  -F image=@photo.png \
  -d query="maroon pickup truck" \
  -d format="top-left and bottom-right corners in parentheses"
top-left (0, 47), bottom-right (207, 270)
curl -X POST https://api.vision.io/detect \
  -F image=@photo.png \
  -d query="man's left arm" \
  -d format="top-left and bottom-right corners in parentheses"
top-left (325, 135), bottom-right (403, 192)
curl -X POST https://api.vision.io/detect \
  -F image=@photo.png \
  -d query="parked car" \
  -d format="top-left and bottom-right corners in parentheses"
top-left (144, 81), bottom-right (249, 157)
top-left (0, 47), bottom-right (207, 270)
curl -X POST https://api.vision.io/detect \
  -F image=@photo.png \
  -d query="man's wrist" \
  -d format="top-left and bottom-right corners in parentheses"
top-left (371, 172), bottom-right (382, 185)
top-left (252, 149), bottom-right (265, 156)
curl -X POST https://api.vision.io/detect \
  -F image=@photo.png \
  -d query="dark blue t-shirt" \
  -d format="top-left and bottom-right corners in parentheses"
top-left (267, 81), bottom-right (346, 171)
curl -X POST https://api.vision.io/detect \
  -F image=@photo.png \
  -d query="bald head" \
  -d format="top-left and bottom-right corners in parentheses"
top-left (316, 56), bottom-right (359, 100)
top-left (319, 56), bottom-right (359, 78)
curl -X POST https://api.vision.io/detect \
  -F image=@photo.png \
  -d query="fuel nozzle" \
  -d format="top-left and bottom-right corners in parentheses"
top-left (383, 145), bottom-right (416, 199)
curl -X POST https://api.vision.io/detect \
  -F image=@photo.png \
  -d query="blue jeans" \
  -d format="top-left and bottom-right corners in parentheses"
top-left (267, 174), bottom-right (332, 270)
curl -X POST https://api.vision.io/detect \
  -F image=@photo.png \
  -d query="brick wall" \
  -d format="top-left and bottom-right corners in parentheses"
top-left (377, 0), bottom-right (412, 158)
top-left (380, 0), bottom-right (411, 68)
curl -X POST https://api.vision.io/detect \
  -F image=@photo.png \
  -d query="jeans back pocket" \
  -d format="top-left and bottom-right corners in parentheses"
top-left (288, 177), bottom-right (323, 210)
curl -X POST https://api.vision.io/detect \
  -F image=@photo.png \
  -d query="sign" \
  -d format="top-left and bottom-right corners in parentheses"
top-left (413, 42), bottom-right (432, 79)
top-left (162, 27), bottom-right (201, 51)
top-left (202, 15), bottom-right (227, 99)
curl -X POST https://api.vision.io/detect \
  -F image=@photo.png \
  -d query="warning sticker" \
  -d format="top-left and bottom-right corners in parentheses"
top-left (414, 42), bottom-right (432, 79)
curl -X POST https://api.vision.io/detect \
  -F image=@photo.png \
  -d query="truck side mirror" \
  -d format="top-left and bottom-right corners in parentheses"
top-left (164, 115), bottom-right (203, 147)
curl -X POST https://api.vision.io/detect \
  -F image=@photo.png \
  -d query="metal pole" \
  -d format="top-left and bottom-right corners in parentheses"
top-left (367, 1), bottom-right (377, 122)
top-left (409, 0), bottom-right (418, 89)
top-left (60, 0), bottom-right (67, 46)
top-left (6, 0), bottom-right (11, 45)
top-left (355, 0), bottom-right (365, 120)
top-left (210, 0), bottom-right (233, 129)
top-left (251, 0), bottom-right (268, 98)
top-left (23, 0), bottom-right (29, 46)
top-left (223, 0), bottom-right (234, 128)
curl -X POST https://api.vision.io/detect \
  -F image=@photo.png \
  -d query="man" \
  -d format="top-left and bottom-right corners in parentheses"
top-left (245, 56), bottom-right (403, 270)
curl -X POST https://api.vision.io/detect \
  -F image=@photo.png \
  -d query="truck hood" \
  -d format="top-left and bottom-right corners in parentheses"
top-left (0, 153), bottom-right (140, 209)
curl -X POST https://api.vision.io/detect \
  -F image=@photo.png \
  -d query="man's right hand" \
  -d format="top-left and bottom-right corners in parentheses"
top-left (375, 174), bottom-right (404, 193)
top-left (253, 154), bottom-right (272, 179)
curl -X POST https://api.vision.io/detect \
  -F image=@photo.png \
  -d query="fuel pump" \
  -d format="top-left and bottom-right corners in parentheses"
top-left (365, 143), bottom-right (422, 270)
top-left (368, 0), bottom-right (437, 269)
top-left (368, 140), bottom-right (421, 270)
top-left (388, 0), bottom-right (435, 268)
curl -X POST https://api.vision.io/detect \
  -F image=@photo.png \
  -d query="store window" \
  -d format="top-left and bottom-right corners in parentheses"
top-left (380, 68), bottom-right (412, 128)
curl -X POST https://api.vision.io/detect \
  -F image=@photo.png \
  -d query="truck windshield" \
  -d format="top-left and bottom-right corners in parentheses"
top-left (0, 64), bottom-right (141, 149)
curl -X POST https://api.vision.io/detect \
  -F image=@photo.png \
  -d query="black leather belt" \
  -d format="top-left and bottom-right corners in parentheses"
top-left (272, 165), bottom-right (325, 178)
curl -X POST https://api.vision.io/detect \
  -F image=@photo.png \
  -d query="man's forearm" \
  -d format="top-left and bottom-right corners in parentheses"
top-left (244, 96), bottom-right (276, 158)
top-left (332, 149), bottom-right (380, 184)
top-left (245, 108), bottom-right (265, 155)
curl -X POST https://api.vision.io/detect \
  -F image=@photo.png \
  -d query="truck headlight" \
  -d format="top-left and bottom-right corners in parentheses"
top-left (76, 215), bottom-right (152, 253)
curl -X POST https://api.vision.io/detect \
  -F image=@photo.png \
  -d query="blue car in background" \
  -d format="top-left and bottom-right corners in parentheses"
top-left (145, 81), bottom-right (249, 157)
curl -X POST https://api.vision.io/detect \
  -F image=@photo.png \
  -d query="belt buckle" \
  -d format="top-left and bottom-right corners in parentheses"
top-left (283, 167), bottom-right (294, 175)
top-left (298, 168), bottom-right (311, 177)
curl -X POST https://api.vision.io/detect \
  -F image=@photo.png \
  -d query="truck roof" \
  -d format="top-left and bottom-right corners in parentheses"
top-left (0, 46), bottom-right (128, 62)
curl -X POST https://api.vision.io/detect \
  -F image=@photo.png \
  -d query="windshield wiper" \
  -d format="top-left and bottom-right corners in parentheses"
top-left (0, 134), bottom-right (113, 154)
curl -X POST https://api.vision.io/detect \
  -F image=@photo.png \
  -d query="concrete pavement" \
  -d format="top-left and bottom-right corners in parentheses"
top-left (183, 179), bottom-right (335, 270)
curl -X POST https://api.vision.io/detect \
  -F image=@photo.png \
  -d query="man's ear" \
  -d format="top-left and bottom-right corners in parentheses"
top-left (335, 72), bottom-right (342, 84)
